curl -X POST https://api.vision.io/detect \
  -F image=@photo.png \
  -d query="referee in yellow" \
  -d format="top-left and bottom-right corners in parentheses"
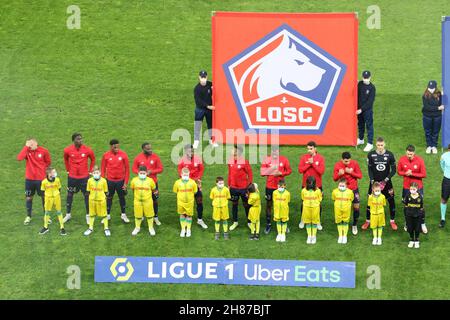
top-left (273, 180), bottom-right (290, 243)
top-left (331, 178), bottom-right (354, 244)
top-left (209, 177), bottom-right (231, 240)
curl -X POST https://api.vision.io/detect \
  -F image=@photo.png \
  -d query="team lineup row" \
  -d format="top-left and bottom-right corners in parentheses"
top-left (17, 134), bottom-right (450, 247)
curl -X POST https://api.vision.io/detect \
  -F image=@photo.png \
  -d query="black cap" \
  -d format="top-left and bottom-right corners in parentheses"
top-left (428, 80), bottom-right (437, 89)
top-left (362, 70), bottom-right (371, 79)
top-left (199, 70), bottom-right (207, 78)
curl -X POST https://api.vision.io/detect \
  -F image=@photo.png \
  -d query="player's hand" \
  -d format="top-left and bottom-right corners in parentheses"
top-left (308, 158), bottom-right (314, 164)
top-left (25, 140), bottom-right (32, 148)
top-left (345, 167), bottom-right (353, 174)
top-left (207, 105), bottom-right (216, 110)
top-left (356, 109), bottom-right (362, 115)
top-left (122, 184), bottom-right (127, 191)
top-left (338, 169), bottom-right (345, 175)
top-left (273, 170), bottom-right (282, 176)
top-left (438, 105), bottom-right (445, 111)
top-left (147, 170), bottom-right (152, 175)
top-left (406, 169), bottom-right (412, 176)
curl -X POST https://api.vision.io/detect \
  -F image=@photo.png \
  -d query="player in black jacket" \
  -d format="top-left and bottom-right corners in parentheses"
top-left (404, 182), bottom-right (424, 249)
top-left (362, 137), bottom-right (398, 230)
top-left (422, 80), bottom-right (444, 154)
top-left (193, 70), bottom-right (217, 149)
top-left (356, 70), bottom-right (376, 152)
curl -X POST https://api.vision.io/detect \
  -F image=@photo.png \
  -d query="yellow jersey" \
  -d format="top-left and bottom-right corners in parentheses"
top-left (331, 188), bottom-right (354, 211)
top-left (87, 177), bottom-right (108, 201)
top-left (40, 177), bottom-right (61, 198)
top-left (368, 194), bottom-right (386, 215)
top-left (209, 186), bottom-right (231, 208)
top-left (248, 191), bottom-right (261, 208)
top-left (301, 188), bottom-right (322, 208)
top-left (173, 178), bottom-right (198, 204)
top-left (273, 189), bottom-right (290, 216)
top-left (131, 176), bottom-right (156, 201)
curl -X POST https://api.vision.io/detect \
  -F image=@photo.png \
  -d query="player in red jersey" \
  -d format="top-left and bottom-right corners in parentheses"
top-left (298, 141), bottom-right (325, 230)
top-left (227, 145), bottom-right (253, 231)
top-left (260, 145), bottom-right (292, 234)
top-left (177, 144), bottom-right (207, 229)
top-left (333, 152), bottom-right (363, 235)
top-left (17, 137), bottom-right (51, 225)
top-left (101, 139), bottom-right (130, 224)
top-left (132, 142), bottom-right (164, 225)
top-left (63, 133), bottom-right (96, 224)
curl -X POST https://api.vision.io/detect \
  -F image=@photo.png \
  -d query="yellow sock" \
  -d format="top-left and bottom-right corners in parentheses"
top-left (337, 224), bottom-right (342, 236)
top-left (250, 223), bottom-right (256, 234)
top-left (147, 217), bottom-right (154, 230)
top-left (343, 223), bottom-right (349, 237)
top-left (277, 222), bottom-right (282, 234)
top-left (44, 213), bottom-right (50, 228)
top-left (215, 221), bottom-right (220, 232)
top-left (89, 216), bottom-right (95, 229)
top-left (312, 225), bottom-right (317, 237)
top-left (378, 227), bottom-right (383, 238)
top-left (135, 218), bottom-right (142, 229)
top-left (372, 228), bottom-right (377, 238)
top-left (223, 220), bottom-right (228, 232)
top-left (306, 226), bottom-right (312, 237)
top-left (103, 218), bottom-right (109, 230)
top-left (179, 216), bottom-right (185, 229)
top-left (255, 221), bottom-right (260, 234)
top-left (281, 222), bottom-right (287, 235)
top-left (186, 217), bottom-right (192, 230)
top-left (57, 213), bottom-right (64, 229)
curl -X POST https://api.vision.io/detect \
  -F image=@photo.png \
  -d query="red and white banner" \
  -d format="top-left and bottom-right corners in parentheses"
top-left (212, 12), bottom-right (358, 145)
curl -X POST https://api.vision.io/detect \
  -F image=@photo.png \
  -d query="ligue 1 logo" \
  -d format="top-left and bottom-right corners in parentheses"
top-left (223, 24), bottom-right (346, 134)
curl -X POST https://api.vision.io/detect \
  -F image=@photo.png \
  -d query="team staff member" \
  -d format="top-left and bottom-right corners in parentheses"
top-left (298, 141), bottom-right (325, 230)
top-left (178, 144), bottom-right (207, 229)
top-left (132, 142), bottom-right (163, 225)
top-left (193, 70), bottom-right (217, 149)
top-left (227, 145), bottom-right (253, 231)
top-left (422, 80), bottom-right (444, 154)
top-left (363, 137), bottom-right (397, 230)
top-left (260, 146), bottom-right (292, 234)
top-left (357, 70), bottom-right (376, 152)
top-left (101, 139), bottom-right (130, 224)
top-left (397, 144), bottom-right (427, 233)
top-left (439, 144), bottom-right (450, 228)
top-left (17, 138), bottom-right (52, 225)
top-left (332, 152), bottom-right (362, 235)
top-left (63, 133), bottom-right (96, 224)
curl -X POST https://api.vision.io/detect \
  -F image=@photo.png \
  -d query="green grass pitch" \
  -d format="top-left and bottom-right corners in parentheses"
top-left (0, 0), bottom-right (449, 299)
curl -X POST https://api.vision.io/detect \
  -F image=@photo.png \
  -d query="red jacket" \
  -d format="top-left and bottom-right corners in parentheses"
top-left (17, 146), bottom-right (51, 180)
top-left (101, 150), bottom-right (130, 184)
top-left (132, 153), bottom-right (164, 183)
top-left (260, 155), bottom-right (292, 190)
top-left (63, 144), bottom-right (95, 179)
top-left (178, 155), bottom-right (204, 180)
top-left (332, 160), bottom-right (363, 190)
top-left (228, 157), bottom-right (253, 189)
top-left (397, 155), bottom-right (426, 189)
top-left (298, 153), bottom-right (325, 188)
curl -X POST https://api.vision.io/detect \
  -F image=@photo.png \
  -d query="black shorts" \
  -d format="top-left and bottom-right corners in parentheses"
top-left (67, 177), bottom-right (88, 194)
top-left (25, 179), bottom-right (43, 197)
top-left (107, 180), bottom-right (127, 197)
top-left (352, 188), bottom-right (360, 204)
top-left (368, 180), bottom-right (395, 199)
top-left (230, 188), bottom-right (248, 202)
top-left (442, 177), bottom-right (450, 201)
top-left (152, 182), bottom-right (159, 201)
top-left (265, 188), bottom-right (276, 201)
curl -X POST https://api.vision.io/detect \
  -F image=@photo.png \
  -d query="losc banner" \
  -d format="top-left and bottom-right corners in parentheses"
top-left (212, 12), bottom-right (358, 146)
top-left (95, 256), bottom-right (356, 288)
top-left (443, 16), bottom-right (450, 147)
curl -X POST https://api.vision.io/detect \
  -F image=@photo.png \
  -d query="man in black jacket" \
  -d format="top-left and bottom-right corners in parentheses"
top-left (357, 70), bottom-right (376, 152)
top-left (193, 70), bottom-right (217, 149)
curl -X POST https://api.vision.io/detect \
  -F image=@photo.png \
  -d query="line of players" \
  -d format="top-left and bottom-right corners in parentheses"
top-left (17, 134), bottom-right (450, 247)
